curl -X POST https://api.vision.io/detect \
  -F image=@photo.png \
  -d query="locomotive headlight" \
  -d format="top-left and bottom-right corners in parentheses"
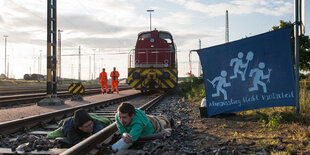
top-left (164, 59), bottom-right (169, 67)
top-left (135, 60), bottom-right (139, 67)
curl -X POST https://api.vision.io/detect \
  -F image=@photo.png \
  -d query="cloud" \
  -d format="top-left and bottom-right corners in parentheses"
top-left (59, 14), bottom-right (124, 36)
top-left (167, 0), bottom-right (292, 17)
top-left (62, 34), bottom-right (136, 50)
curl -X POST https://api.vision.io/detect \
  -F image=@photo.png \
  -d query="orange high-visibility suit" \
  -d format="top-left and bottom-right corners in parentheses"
top-left (99, 71), bottom-right (109, 93)
top-left (110, 70), bottom-right (120, 93)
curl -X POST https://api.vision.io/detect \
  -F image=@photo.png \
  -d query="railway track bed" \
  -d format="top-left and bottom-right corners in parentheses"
top-left (0, 89), bottom-right (138, 123)
top-left (0, 90), bottom-right (168, 154)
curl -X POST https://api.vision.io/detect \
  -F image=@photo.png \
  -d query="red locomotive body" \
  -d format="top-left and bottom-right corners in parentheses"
top-left (134, 29), bottom-right (176, 68)
top-left (128, 29), bottom-right (178, 91)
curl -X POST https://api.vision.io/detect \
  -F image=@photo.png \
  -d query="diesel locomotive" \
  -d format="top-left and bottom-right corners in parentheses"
top-left (128, 29), bottom-right (178, 91)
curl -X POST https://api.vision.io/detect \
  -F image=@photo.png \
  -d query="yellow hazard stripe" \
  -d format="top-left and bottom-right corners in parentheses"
top-left (68, 83), bottom-right (76, 92)
top-left (73, 84), bottom-right (82, 94)
top-left (128, 68), bottom-right (177, 89)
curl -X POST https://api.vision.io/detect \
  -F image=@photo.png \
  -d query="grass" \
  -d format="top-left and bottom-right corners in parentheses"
top-left (178, 73), bottom-right (205, 103)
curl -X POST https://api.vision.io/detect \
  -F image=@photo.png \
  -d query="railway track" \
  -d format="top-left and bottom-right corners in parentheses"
top-left (0, 91), bottom-right (165, 154)
top-left (0, 85), bottom-right (130, 107)
top-left (0, 84), bottom-right (128, 96)
top-left (0, 85), bottom-right (90, 96)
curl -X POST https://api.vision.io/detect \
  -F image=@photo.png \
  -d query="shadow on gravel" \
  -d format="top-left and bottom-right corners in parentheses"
top-left (211, 113), bottom-right (256, 122)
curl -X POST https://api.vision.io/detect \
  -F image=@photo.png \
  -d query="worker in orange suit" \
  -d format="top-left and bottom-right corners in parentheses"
top-left (99, 68), bottom-right (109, 94)
top-left (110, 67), bottom-right (120, 94)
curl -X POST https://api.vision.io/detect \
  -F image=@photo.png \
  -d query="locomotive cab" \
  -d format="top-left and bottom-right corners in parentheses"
top-left (134, 30), bottom-right (176, 68)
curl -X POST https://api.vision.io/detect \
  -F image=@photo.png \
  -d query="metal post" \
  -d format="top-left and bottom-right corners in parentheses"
top-left (93, 49), bottom-right (95, 80)
top-left (89, 56), bottom-right (91, 80)
top-left (294, 0), bottom-right (300, 114)
top-left (3, 35), bottom-right (8, 78)
top-left (46, 0), bottom-right (52, 98)
top-left (225, 10), bottom-right (229, 43)
top-left (198, 39), bottom-right (202, 77)
top-left (7, 55), bottom-right (9, 78)
top-left (147, 10), bottom-right (154, 31)
top-left (79, 46), bottom-right (81, 81)
top-left (52, 0), bottom-right (57, 95)
top-left (38, 55), bottom-right (40, 73)
top-left (39, 50), bottom-right (42, 74)
top-left (38, 0), bottom-right (63, 105)
top-left (58, 29), bottom-right (63, 80)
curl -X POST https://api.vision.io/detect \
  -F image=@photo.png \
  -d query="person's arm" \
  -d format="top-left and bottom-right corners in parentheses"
top-left (67, 129), bottom-right (85, 145)
top-left (128, 123), bottom-right (143, 141)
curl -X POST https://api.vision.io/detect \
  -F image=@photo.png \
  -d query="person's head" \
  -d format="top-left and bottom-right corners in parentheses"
top-left (221, 70), bottom-right (227, 77)
top-left (258, 62), bottom-right (265, 69)
top-left (74, 109), bottom-right (93, 133)
top-left (113, 67), bottom-right (116, 71)
top-left (102, 68), bottom-right (105, 72)
top-left (238, 52), bottom-right (244, 59)
top-left (117, 102), bottom-right (135, 127)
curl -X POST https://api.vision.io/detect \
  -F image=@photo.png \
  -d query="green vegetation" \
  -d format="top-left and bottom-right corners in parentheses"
top-left (272, 20), bottom-right (310, 71)
top-left (178, 73), bottom-right (205, 103)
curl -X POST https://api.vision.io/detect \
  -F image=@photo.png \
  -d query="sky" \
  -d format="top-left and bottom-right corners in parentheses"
top-left (0, 0), bottom-right (309, 80)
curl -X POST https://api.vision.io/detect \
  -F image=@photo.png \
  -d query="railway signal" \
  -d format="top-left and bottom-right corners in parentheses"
top-left (38, 0), bottom-right (63, 106)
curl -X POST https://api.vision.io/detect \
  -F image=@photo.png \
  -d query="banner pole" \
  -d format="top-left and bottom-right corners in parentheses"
top-left (294, 0), bottom-right (300, 114)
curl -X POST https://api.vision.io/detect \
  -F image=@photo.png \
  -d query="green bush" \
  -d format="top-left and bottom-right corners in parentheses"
top-left (178, 74), bottom-right (205, 101)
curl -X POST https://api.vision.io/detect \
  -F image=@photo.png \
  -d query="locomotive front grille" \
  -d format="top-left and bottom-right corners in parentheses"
top-left (128, 68), bottom-right (177, 90)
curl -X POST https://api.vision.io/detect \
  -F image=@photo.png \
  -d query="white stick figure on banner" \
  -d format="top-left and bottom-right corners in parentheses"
top-left (207, 70), bottom-right (231, 100)
top-left (248, 62), bottom-right (272, 93)
top-left (230, 52), bottom-right (254, 81)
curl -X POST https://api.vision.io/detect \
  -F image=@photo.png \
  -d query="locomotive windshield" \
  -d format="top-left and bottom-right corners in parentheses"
top-left (138, 33), bottom-right (151, 40)
top-left (159, 33), bottom-right (172, 43)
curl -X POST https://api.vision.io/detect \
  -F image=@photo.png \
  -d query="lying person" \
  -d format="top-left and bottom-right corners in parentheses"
top-left (47, 109), bottom-right (110, 146)
top-left (112, 102), bottom-right (173, 151)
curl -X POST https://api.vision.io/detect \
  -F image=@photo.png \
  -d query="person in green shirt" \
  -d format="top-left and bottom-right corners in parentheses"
top-left (112, 102), bottom-right (173, 151)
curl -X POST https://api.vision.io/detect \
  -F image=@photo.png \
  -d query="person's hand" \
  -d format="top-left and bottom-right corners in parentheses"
top-left (122, 133), bottom-right (133, 143)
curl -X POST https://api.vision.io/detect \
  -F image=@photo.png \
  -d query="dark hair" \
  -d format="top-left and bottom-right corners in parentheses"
top-left (74, 109), bottom-right (92, 128)
top-left (117, 102), bottom-right (135, 116)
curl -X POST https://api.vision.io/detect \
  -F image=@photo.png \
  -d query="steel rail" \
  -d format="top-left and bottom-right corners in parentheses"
top-left (0, 86), bottom-right (130, 107)
top-left (0, 93), bottom-right (140, 135)
top-left (60, 93), bottom-right (165, 155)
top-left (0, 84), bottom-right (127, 95)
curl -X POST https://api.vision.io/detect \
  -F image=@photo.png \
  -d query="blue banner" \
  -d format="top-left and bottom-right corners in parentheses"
top-left (197, 27), bottom-right (295, 117)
